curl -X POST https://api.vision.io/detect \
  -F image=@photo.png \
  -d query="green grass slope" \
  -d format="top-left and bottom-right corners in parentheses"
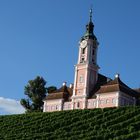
top-left (0, 106), bottom-right (140, 140)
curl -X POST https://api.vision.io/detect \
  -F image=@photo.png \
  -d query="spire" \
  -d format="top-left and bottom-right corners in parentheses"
top-left (89, 8), bottom-right (92, 23)
top-left (81, 8), bottom-right (97, 40)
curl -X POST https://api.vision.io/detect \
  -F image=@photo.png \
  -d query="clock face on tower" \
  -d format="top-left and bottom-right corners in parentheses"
top-left (80, 40), bottom-right (87, 48)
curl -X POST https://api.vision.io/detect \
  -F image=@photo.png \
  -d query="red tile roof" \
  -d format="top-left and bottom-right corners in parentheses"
top-left (89, 73), bottom-right (110, 98)
top-left (96, 77), bottom-right (139, 97)
top-left (44, 74), bottom-right (140, 101)
top-left (44, 85), bottom-right (73, 101)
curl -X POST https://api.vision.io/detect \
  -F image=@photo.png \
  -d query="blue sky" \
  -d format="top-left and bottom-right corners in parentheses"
top-left (0, 0), bottom-right (140, 115)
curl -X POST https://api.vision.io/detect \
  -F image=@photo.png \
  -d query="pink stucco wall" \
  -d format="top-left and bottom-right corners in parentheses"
top-left (43, 92), bottom-right (136, 112)
top-left (87, 99), bottom-right (96, 109)
top-left (98, 97), bottom-right (117, 108)
top-left (63, 102), bottom-right (72, 110)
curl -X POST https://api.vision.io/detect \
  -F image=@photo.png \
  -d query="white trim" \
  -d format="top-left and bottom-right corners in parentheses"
top-left (43, 102), bottom-right (46, 112)
top-left (73, 66), bottom-right (78, 97)
top-left (71, 95), bottom-right (87, 99)
top-left (78, 46), bottom-right (81, 63)
top-left (116, 92), bottom-right (119, 106)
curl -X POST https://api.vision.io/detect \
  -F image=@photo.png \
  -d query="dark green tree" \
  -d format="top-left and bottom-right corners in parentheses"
top-left (20, 76), bottom-right (47, 112)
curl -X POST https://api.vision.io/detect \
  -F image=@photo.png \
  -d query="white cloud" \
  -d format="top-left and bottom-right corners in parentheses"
top-left (0, 97), bottom-right (25, 115)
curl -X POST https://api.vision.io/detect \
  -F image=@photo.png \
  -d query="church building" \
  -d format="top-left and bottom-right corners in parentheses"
top-left (43, 9), bottom-right (140, 112)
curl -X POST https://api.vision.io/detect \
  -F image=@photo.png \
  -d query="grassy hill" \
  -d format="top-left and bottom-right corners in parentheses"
top-left (0, 106), bottom-right (140, 140)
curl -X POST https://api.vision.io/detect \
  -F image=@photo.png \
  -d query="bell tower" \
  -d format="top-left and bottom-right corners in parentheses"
top-left (72, 9), bottom-right (99, 109)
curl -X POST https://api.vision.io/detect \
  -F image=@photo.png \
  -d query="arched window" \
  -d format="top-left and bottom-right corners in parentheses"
top-left (92, 49), bottom-right (95, 55)
top-left (82, 48), bottom-right (86, 54)
top-left (77, 102), bottom-right (80, 108)
top-left (112, 98), bottom-right (116, 104)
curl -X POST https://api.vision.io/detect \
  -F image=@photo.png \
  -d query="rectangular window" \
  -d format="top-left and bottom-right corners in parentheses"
top-left (79, 75), bottom-right (84, 83)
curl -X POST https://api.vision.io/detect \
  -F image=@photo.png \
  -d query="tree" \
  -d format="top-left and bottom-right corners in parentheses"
top-left (20, 76), bottom-right (47, 112)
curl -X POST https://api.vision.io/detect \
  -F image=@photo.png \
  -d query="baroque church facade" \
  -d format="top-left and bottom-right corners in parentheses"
top-left (43, 10), bottom-right (140, 112)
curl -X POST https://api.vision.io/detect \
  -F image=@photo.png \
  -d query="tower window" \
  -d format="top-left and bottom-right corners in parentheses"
top-left (80, 57), bottom-right (85, 63)
top-left (79, 75), bottom-right (84, 83)
top-left (92, 58), bottom-right (95, 63)
top-left (82, 48), bottom-right (86, 54)
top-left (92, 49), bottom-right (95, 55)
